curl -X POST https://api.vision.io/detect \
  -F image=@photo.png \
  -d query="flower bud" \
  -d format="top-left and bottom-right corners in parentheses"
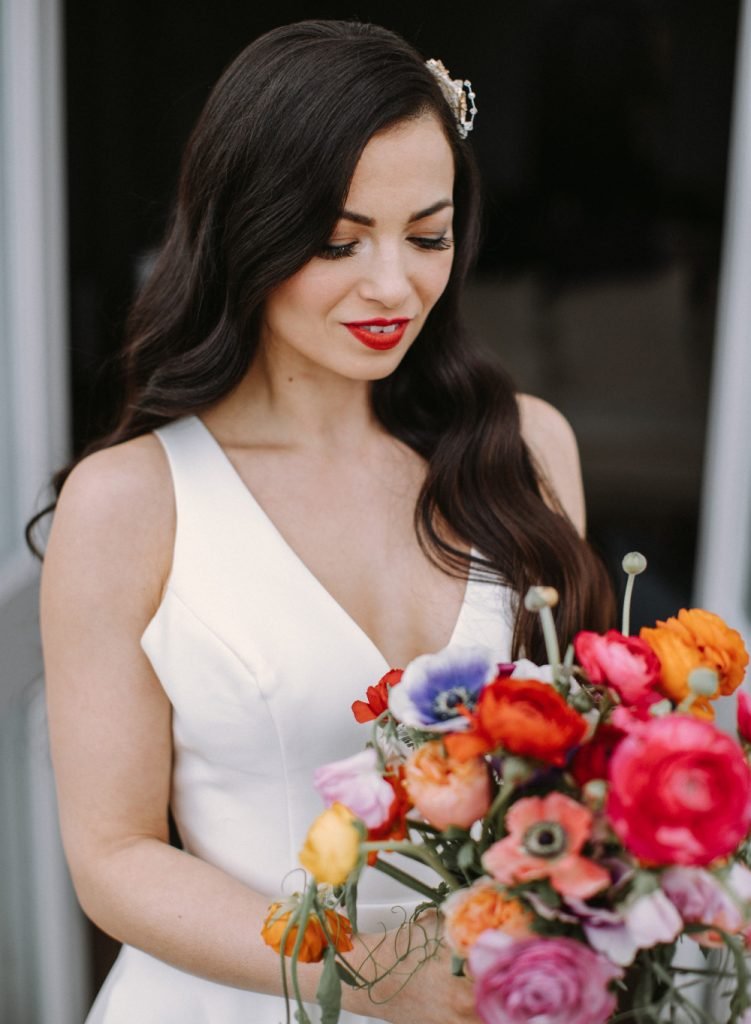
top-left (622, 552), bottom-right (647, 576)
top-left (571, 690), bottom-right (593, 713)
top-left (524, 586), bottom-right (559, 612)
top-left (687, 667), bottom-right (719, 698)
top-left (648, 698), bottom-right (673, 717)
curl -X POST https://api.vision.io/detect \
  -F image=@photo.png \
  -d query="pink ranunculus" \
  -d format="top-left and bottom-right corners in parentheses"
top-left (575, 629), bottom-right (662, 706)
top-left (738, 690), bottom-right (751, 744)
top-left (313, 749), bottom-right (394, 829)
top-left (662, 867), bottom-right (744, 945)
top-left (569, 889), bottom-right (683, 966)
top-left (607, 715), bottom-right (751, 866)
top-left (468, 931), bottom-right (622, 1024)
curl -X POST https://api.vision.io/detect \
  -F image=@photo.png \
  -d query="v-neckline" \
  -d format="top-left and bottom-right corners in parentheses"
top-left (190, 414), bottom-right (475, 670)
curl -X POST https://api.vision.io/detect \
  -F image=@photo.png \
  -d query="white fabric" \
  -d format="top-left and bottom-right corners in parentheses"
top-left (85, 414), bottom-right (514, 1023)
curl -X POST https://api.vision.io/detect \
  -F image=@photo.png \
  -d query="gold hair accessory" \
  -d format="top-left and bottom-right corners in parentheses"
top-left (425, 58), bottom-right (478, 139)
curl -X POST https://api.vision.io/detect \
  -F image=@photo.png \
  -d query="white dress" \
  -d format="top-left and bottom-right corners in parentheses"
top-left (85, 414), bottom-right (514, 1023)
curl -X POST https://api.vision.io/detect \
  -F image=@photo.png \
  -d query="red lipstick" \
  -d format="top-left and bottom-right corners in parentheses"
top-left (344, 318), bottom-right (410, 351)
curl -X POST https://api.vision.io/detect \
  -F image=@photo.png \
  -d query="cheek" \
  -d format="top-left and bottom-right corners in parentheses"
top-left (421, 256), bottom-right (454, 304)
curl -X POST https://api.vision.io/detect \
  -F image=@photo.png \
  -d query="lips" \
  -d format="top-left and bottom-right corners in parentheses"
top-left (344, 318), bottom-right (410, 351)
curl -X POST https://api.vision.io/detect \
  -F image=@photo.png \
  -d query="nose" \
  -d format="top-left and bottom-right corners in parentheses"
top-left (357, 245), bottom-right (413, 309)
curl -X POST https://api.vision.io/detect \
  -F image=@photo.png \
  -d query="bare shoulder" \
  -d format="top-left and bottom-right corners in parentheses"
top-left (44, 433), bottom-right (175, 622)
top-left (517, 394), bottom-right (586, 536)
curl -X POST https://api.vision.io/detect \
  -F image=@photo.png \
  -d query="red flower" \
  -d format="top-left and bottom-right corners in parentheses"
top-left (570, 724), bottom-right (625, 786)
top-left (445, 676), bottom-right (587, 766)
top-left (351, 669), bottom-right (403, 723)
top-left (607, 715), bottom-right (751, 866)
top-left (738, 690), bottom-right (751, 744)
top-left (574, 630), bottom-right (661, 707)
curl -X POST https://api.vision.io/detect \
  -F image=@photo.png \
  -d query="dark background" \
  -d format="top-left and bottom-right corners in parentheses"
top-left (63, 0), bottom-right (741, 990)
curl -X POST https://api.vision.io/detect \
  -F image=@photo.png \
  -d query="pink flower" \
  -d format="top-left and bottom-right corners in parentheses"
top-left (738, 690), bottom-right (751, 744)
top-left (607, 715), bottom-right (751, 865)
top-left (575, 629), bottom-right (661, 707)
top-left (662, 867), bottom-right (745, 945)
top-left (403, 740), bottom-right (491, 830)
top-left (313, 749), bottom-right (394, 829)
top-left (468, 931), bottom-right (622, 1024)
top-left (567, 889), bottom-right (682, 966)
top-left (482, 792), bottom-right (610, 899)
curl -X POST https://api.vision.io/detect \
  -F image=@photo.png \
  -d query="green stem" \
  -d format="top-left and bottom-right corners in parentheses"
top-left (370, 856), bottom-right (444, 901)
top-left (622, 574), bottom-right (635, 636)
top-left (481, 778), bottom-right (516, 848)
top-left (361, 840), bottom-right (460, 891)
top-left (289, 881), bottom-right (317, 1024)
top-left (539, 605), bottom-right (561, 675)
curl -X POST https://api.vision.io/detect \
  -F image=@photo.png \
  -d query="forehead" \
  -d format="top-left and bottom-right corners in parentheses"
top-left (344, 114), bottom-right (455, 216)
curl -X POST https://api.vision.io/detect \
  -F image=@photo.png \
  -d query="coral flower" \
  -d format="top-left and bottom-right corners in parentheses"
top-left (299, 803), bottom-right (361, 886)
top-left (607, 715), bottom-right (751, 865)
top-left (640, 609), bottom-right (748, 716)
top-left (446, 676), bottom-right (587, 765)
top-left (404, 740), bottom-right (491, 830)
top-left (441, 878), bottom-right (533, 957)
top-left (351, 669), bottom-right (403, 723)
top-left (482, 792), bottom-right (610, 899)
top-left (261, 901), bottom-right (353, 962)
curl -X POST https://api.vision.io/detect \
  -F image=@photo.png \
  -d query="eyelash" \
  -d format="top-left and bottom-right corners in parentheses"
top-left (318, 236), bottom-right (454, 261)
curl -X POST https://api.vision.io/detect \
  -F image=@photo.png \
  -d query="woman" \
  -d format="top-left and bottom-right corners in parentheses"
top-left (39, 19), bottom-right (614, 1024)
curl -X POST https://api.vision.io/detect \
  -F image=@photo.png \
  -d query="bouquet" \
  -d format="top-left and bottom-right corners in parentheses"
top-left (262, 554), bottom-right (751, 1024)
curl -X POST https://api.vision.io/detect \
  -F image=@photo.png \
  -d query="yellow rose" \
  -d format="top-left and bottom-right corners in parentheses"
top-left (299, 803), bottom-right (360, 886)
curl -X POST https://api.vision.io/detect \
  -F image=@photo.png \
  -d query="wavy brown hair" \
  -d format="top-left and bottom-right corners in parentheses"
top-left (28, 19), bottom-right (615, 659)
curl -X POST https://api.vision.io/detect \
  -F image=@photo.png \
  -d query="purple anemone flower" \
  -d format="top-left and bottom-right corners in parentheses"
top-left (388, 645), bottom-right (497, 732)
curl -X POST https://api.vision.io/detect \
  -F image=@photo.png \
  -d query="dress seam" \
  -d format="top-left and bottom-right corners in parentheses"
top-left (144, 584), bottom-right (295, 870)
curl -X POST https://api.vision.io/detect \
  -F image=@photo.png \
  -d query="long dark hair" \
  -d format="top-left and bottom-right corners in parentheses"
top-left (28, 19), bottom-right (615, 658)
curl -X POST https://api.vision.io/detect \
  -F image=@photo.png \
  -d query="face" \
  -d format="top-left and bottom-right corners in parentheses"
top-left (259, 113), bottom-right (456, 381)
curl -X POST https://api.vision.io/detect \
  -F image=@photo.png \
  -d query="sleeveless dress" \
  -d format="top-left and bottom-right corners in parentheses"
top-left (85, 414), bottom-right (515, 1024)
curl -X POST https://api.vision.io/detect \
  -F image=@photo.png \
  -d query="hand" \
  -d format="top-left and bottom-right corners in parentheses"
top-left (344, 913), bottom-right (479, 1024)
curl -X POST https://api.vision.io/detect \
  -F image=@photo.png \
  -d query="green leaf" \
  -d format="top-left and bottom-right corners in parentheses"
top-left (316, 947), bottom-right (342, 1024)
top-left (335, 960), bottom-right (359, 987)
top-left (457, 841), bottom-right (476, 872)
top-left (451, 955), bottom-right (466, 977)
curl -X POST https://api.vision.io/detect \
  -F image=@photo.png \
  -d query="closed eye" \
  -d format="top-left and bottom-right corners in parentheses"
top-left (409, 236), bottom-right (453, 252)
top-left (318, 236), bottom-right (453, 261)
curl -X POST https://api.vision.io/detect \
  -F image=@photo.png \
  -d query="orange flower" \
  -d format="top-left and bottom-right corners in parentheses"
top-left (404, 740), bottom-right (491, 830)
top-left (445, 677), bottom-right (587, 765)
top-left (442, 879), bottom-right (533, 956)
top-left (261, 902), bottom-right (353, 962)
top-left (366, 767), bottom-right (411, 865)
top-left (641, 609), bottom-right (749, 717)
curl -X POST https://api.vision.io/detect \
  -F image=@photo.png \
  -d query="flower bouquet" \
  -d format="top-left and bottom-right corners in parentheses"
top-left (262, 554), bottom-right (751, 1024)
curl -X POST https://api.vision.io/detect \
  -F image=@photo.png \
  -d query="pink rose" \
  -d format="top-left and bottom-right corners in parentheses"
top-left (468, 931), bottom-right (622, 1024)
top-left (738, 690), bottom-right (751, 744)
top-left (607, 715), bottom-right (751, 865)
top-left (575, 630), bottom-right (661, 706)
top-left (662, 867), bottom-right (745, 945)
top-left (313, 749), bottom-right (394, 829)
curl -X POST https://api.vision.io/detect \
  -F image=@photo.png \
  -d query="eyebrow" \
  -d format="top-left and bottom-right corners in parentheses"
top-left (339, 199), bottom-right (454, 227)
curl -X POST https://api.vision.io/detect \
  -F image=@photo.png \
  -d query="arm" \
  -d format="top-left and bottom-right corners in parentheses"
top-left (517, 393), bottom-right (587, 537)
top-left (41, 437), bottom-right (477, 1022)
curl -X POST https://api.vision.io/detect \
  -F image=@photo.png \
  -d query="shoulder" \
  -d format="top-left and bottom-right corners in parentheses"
top-left (44, 433), bottom-right (175, 620)
top-left (516, 394), bottom-right (586, 536)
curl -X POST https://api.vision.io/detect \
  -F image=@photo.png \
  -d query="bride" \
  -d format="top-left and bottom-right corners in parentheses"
top-left (38, 19), bottom-right (614, 1023)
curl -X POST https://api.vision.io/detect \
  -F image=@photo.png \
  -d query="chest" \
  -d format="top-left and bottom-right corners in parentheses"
top-left (222, 444), bottom-right (469, 668)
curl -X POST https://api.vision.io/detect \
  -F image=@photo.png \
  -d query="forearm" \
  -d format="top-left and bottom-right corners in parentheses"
top-left (72, 835), bottom-right (388, 1016)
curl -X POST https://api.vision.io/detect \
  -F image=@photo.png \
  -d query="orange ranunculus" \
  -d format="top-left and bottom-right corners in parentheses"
top-left (445, 677), bottom-right (587, 765)
top-left (299, 803), bottom-right (360, 886)
top-left (403, 740), bottom-right (491, 831)
top-left (442, 879), bottom-right (533, 957)
top-left (261, 902), bottom-right (353, 962)
top-left (352, 669), bottom-right (403, 723)
top-left (640, 609), bottom-right (749, 717)
top-left (366, 767), bottom-right (411, 865)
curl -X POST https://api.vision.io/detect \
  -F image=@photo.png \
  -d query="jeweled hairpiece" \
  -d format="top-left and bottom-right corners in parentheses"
top-left (425, 58), bottom-right (478, 139)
